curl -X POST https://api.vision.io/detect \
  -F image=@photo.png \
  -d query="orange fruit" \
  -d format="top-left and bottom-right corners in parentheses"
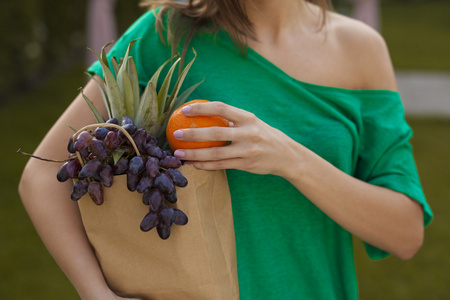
top-left (166, 100), bottom-right (230, 150)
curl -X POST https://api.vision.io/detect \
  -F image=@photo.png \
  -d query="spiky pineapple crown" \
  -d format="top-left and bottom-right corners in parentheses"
top-left (82, 39), bottom-right (202, 148)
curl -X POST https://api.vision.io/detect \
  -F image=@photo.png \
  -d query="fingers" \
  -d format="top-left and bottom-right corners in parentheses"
top-left (174, 144), bottom-right (241, 161)
top-left (186, 158), bottom-right (246, 171)
top-left (173, 126), bottom-right (235, 142)
top-left (182, 101), bottom-right (256, 124)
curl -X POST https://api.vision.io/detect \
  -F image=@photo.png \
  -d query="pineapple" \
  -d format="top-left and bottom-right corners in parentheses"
top-left (82, 39), bottom-right (202, 149)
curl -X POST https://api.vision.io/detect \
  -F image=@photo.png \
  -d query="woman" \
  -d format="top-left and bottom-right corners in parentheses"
top-left (19, 0), bottom-right (432, 299)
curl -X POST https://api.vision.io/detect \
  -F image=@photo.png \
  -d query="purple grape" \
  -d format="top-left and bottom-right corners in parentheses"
top-left (154, 173), bottom-right (175, 194)
top-left (89, 139), bottom-right (108, 160)
top-left (117, 130), bottom-right (128, 142)
top-left (173, 208), bottom-right (188, 225)
top-left (121, 116), bottom-right (134, 126)
top-left (71, 180), bottom-right (89, 201)
top-left (88, 181), bottom-right (104, 205)
top-left (104, 131), bottom-right (120, 151)
top-left (143, 188), bottom-right (164, 212)
top-left (128, 156), bottom-right (145, 175)
top-left (157, 224), bottom-right (171, 240)
top-left (165, 191), bottom-right (177, 204)
top-left (74, 131), bottom-right (93, 152)
top-left (107, 117), bottom-right (119, 125)
top-left (140, 212), bottom-right (159, 232)
top-left (145, 157), bottom-right (160, 178)
top-left (57, 162), bottom-right (69, 182)
top-left (163, 150), bottom-right (173, 157)
top-left (114, 157), bottom-right (128, 175)
top-left (144, 143), bottom-right (164, 159)
top-left (106, 118), bottom-right (119, 131)
top-left (66, 158), bottom-right (82, 178)
top-left (99, 165), bottom-right (113, 187)
top-left (137, 176), bottom-right (153, 194)
top-left (67, 135), bottom-right (75, 153)
top-left (78, 160), bottom-right (102, 179)
top-left (122, 123), bottom-right (137, 135)
top-left (132, 128), bottom-right (147, 153)
top-left (127, 172), bottom-right (141, 192)
top-left (159, 207), bottom-right (175, 227)
top-left (94, 127), bottom-right (109, 140)
top-left (79, 148), bottom-right (89, 158)
top-left (166, 168), bottom-right (188, 187)
top-left (160, 156), bottom-right (181, 169)
top-left (146, 133), bottom-right (158, 145)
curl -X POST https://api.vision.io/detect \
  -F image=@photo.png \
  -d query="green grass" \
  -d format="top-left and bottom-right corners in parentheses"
top-left (0, 66), bottom-right (86, 299)
top-left (381, 1), bottom-right (450, 71)
top-left (335, 0), bottom-right (450, 71)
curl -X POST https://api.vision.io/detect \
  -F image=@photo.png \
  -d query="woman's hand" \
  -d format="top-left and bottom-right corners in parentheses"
top-left (172, 101), bottom-right (300, 178)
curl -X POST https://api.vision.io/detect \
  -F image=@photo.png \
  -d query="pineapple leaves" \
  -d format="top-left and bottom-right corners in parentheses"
top-left (65, 124), bottom-right (78, 133)
top-left (157, 57), bottom-right (181, 116)
top-left (111, 57), bottom-right (120, 77)
top-left (80, 88), bottom-right (106, 123)
top-left (86, 40), bottom-right (202, 149)
top-left (85, 72), bottom-right (112, 118)
top-left (135, 82), bottom-right (158, 134)
top-left (158, 78), bottom-right (204, 141)
top-left (149, 56), bottom-right (174, 89)
top-left (117, 66), bottom-right (135, 119)
top-left (101, 42), bottom-right (113, 68)
top-left (166, 49), bottom-right (197, 113)
top-left (116, 39), bottom-right (140, 119)
top-left (127, 57), bottom-right (140, 116)
top-left (88, 48), bottom-right (126, 119)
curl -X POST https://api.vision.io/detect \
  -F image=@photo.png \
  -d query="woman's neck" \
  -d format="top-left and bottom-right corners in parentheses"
top-left (245, 0), bottom-right (320, 43)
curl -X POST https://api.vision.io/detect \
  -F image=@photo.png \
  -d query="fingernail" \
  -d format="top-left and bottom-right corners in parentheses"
top-left (174, 150), bottom-right (185, 158)
top-left (181, 105), bottom-right (191, 115)
top-left (173, 130), bottom-right (184, 139)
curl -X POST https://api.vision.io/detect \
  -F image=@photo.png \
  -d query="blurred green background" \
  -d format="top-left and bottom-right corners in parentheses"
top-left (1, 0), bottom-right (449, 299)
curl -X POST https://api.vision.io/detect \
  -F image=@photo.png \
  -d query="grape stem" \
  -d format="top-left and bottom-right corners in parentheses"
top-left (16, 149), bottom-right (75, 163)
top-left (72, 123), bottom-right (141, 166)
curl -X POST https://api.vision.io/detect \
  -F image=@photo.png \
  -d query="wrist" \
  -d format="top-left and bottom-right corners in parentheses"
top-left (74, 275), bottom-right (112, 300)
top-left (277, 139), bottom-right (310, 183)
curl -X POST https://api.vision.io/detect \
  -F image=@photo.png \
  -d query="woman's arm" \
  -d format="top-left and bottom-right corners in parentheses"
top-left (18, 78), bottom-right (140, 299)
top-left (171, 101), bottom-right (425, 261)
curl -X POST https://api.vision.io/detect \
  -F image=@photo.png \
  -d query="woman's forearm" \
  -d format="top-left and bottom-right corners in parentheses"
top-left (19, 161), bottom-right (111, 299)
top-left (283, 140), bottom-right (424, 260)
top-left (18, 77), bottom-right (113, 299)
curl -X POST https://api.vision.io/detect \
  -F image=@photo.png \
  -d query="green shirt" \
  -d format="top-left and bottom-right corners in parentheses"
top-left (88, 9), bottom-right (433, 300)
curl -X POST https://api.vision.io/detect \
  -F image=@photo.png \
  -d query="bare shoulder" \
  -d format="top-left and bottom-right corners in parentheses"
top-left (326, 11), bottom-right (398, 91)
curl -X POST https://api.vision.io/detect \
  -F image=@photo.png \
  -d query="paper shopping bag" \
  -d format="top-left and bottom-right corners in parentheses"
top-left (78, 165), bottom-right (239, 300)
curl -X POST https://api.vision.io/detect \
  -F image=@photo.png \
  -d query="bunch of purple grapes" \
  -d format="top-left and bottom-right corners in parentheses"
top-left (56, 116), bottom-right (188, 240)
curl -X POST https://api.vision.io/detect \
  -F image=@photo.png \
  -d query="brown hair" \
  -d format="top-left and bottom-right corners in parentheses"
top-left (140, 0), bottom-right (332, 59)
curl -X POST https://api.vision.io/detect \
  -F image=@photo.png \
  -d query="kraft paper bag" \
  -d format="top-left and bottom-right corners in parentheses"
top-left (77, 165), bottom-right (239, 300)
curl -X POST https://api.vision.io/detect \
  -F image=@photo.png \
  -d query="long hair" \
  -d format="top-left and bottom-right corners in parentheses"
top-left (140, 0), bottom-right (332, 59)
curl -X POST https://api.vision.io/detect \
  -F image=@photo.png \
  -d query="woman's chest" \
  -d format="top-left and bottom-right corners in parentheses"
top-left (188, 72), bottom-right (360, 173)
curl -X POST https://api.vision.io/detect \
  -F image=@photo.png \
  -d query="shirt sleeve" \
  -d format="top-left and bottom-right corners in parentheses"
top-left (86, 8), bottom-right (171, 91)
top-left (354, 91), bottom-right (433, 260)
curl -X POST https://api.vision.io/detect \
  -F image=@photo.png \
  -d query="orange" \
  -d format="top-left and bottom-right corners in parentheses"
top-left (166, 100), bottom-right (230, 150)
